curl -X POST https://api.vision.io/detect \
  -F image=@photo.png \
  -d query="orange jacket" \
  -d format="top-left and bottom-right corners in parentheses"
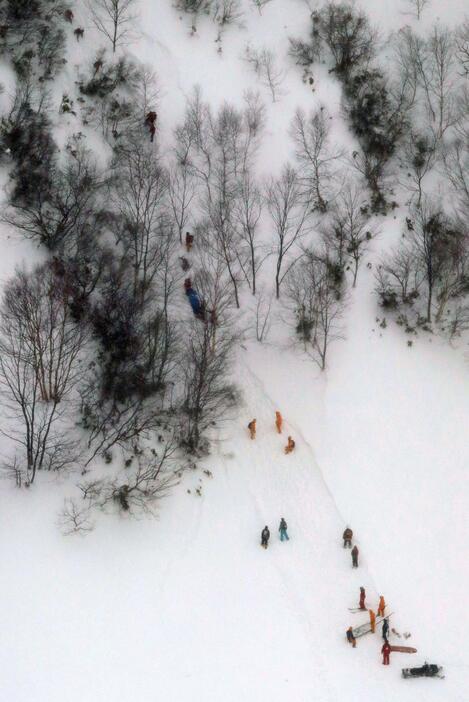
top-left (275, 411), bottom-right (282, 432)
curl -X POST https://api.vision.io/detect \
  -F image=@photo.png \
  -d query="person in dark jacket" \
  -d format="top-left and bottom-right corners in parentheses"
top-left (351, 544), bottom-right (359, 567)
top-left (381, 640), bottom-right (391, 665)
top-left (185, 231), bottom-right (194, 252)
top-left (261, 526), bottom-right (270, 549)
top-left (346, 626), bottom-right (356, 648)
top-left (359, 586), bottom-right (366, 610)
top-left (343, 527), bottom-right (353, 548)
top-left (382, 618), bottom-right (389, 640)
top-left (279, 518), bottom-right (289, 541)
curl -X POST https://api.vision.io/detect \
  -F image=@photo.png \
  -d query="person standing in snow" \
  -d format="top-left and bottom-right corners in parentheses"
top-left (284, 436), bottom-right (295, 454)
top-left (343, 527), bottom-right (353, 548)
top-left (359, 586), bottom-right (366, 610)
top-left (346, 627), bottom-right (356, 648)
top-left (279, 518), bottom-right (289, 541)
top-left (261, 526), bottom-right (270, 549)
top-left (248, 419), bottom-right (256, 439)
top-left (275, 411), bottom-right (283, 434)
top-left (369, 609), bottom-right (376, 633)
top-left (351, 544), bottom-right (359, 567)
top-left (382, 618), bottom-right (389, 640)
top-left (185, 231), bottom-right (194, 252)
top-left (377, 595), bottom-right (386, 617)
top-left (381, 640), bottom-right (391, 665)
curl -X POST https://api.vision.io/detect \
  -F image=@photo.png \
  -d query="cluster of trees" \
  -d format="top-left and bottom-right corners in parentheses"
top-left (0, 0), bottom-right (69, 80)
top-left (288, 2), bottom-right (469, 333)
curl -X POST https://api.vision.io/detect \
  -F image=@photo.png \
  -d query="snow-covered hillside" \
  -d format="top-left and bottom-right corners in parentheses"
top-left (0, 0), bottom-right (468, 701)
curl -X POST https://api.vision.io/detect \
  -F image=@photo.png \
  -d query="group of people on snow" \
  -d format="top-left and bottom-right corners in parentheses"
top-left (261, 519), bottom-right (289, 549)
top-left (248, 415), bottom-right (295, 455)
top-left (343, 528), bottom-right (392, 664)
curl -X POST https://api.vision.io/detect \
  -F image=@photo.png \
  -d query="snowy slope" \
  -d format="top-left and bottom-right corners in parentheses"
top-left (0, 0), bottom-right (468, 700)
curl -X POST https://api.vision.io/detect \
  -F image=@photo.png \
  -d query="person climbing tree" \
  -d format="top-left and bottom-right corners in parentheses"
top-left (351, 544), bottom-right (359, 567)
top-left (343, 527), bottom-right (353, 548)
top-left (382, 618), bottom-right (389, 640)
top-left (359, 586), bottom-right (366, 610)
top-left (346, 626), bottom-right (356, 648)
top-left (275, 411), bottom-right (283, 434)
top-left (279, 518), bottom-right (289, 541)
top-left (248, 419), bottom-right (256, 439)
top-left (284, 436), bottom-right (295, 454)
top-left (369, 609), bottom-right (376, 633)
top-left (261, 526), bottom-right (270, 549)
top-left (377, 595), bottom-right (386, 617)
top-left (381, 640), bottom-right (391, 665)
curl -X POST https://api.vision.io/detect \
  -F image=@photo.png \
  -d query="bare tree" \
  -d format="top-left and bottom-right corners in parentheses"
top-left (179, 311), bottom-right (238, 452)
top-left (266, 165), bottom-right (312, 298)
top-left (456, 20), bottom-right (469, 76)
top-left (233, 169), bottom-right (266, 294)
top-left (284, 250), bottom-right (346, 370)
top-left (250, 0), bottom-right (273, 14)
top-left (58, 499), bottom-right (94, 535)
top-left (88, 0), bottom-right (138, 53)
top-left (3, 142), bottom-right (103, 250)
top-left (112, 138), bottom-right (175, 305)
top-left (79, 439), bottom-right (180, 513)
top-left (377, 200), bottom-right (468, 324)
top-left (244, 45), bottom-right (285, 102)
top-left (405, 0), bottom-right (431, 20)
top-left (399, 130), bottom-right (438, 207)
top-left (254, 289), bottom-right (273, 342)
top-left (323, 185), bottom-right (375, 287)
top-left (291, 106), bottom-right (344, 212)
top-left (0, 263), bottom-right (88, 484)
top-left (177, 90), bottom-right (265, 307)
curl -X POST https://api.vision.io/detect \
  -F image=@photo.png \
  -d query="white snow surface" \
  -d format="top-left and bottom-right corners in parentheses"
top-left (0, 0), bottom-right (468, 700)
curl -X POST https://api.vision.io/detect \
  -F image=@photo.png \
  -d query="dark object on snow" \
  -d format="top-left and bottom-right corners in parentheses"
top-left (343, 527), bottom-right (353, 548)
top-left (402, 663), bottom-right (444, 679)
top-left (261, 526), bottom-right (270, 549)
top-left (186, 286), bottom-right (206, 320)
top-left (74, 28), bottom-right (84, 41)
top-left (352, 545), bottom-right (359, 567)
top-left (179, 256), bottom-right (190, 272)
top-left (405, 217), bottom-right (414, 231)
top-left (64, 9), bottom-right (74, 22)
top-left (382, 618), bottom-right (389, 640)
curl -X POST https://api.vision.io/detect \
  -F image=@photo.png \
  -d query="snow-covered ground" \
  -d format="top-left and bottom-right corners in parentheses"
top-left (0, 0), bottom-right (468, 700)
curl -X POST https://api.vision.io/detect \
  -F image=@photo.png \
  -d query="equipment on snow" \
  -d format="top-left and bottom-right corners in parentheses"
top-left (261, 526), bottom-right (270, 549)
top-left (402, 663), bottom-right (444, 679)
top-left (351, 545), bottom-right (359, 567)
top-left (351, 612), bottom-right (393, 639)
top-left (389, 645), bottom-right (417, 654)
